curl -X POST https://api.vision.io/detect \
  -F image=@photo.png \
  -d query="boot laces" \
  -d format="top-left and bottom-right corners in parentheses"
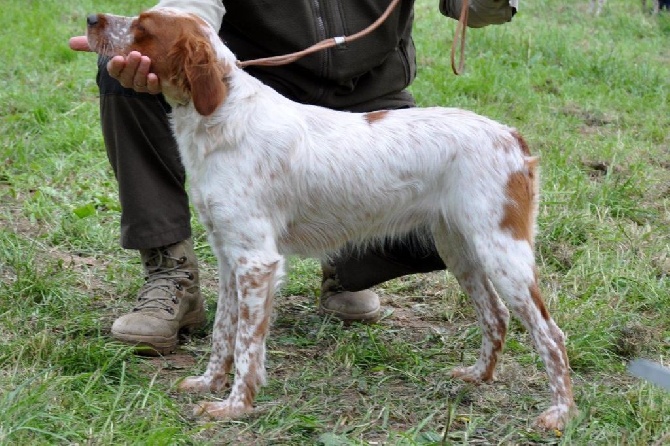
top-left (133, 248), bottom-right (194, 315)
top-left (321, 257), bottom-right (345, 297)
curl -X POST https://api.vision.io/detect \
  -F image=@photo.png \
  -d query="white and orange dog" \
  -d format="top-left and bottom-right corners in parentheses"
top-left (86, 7), bottom-right (576, 429)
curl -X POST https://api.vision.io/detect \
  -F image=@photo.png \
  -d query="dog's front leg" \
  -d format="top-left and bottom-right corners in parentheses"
top-left (179, 258), bottom-right (237, 393)
top-left (195, 255), bottom-right (282, 418)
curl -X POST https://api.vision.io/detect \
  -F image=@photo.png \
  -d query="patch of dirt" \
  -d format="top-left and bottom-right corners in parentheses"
top-left (560, 104), bottom-right (618, 135)
top-left (611, 322), bottom-right (657, 359)
top-left (143, 353), bottom-right (200, 381)
top-left (581, 159), bottom-right (625, 178)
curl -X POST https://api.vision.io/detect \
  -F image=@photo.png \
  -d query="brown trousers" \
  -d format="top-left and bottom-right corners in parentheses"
top-left (96, 61), bottom-right (445, 292)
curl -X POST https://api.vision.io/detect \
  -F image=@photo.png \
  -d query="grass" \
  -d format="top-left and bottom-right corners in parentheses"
top-left (1, 0), bottom-right (669, 444)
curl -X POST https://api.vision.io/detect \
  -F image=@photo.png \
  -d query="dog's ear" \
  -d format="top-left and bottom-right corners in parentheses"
top-left (168, 32), bottom-right (228, 116)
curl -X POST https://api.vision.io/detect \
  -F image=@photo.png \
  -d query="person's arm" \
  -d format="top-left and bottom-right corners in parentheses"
top-left (154, 0), bottom-right (225, 30)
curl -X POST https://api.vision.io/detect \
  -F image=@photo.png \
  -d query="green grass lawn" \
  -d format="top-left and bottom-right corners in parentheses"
top-left (1, 0), bottom-right (669, 444)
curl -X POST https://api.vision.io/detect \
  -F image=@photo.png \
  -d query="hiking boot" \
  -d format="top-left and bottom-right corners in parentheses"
top-left (111, 239), bottom-right (206, 355)
top-left (319, 259), bottom-right (381, 322)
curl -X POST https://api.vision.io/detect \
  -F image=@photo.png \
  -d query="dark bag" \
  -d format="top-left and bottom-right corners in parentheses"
top-left (440, 0), bottom-right (517, 28)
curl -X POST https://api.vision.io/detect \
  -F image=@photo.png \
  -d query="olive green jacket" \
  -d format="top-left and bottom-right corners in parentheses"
top-left (154, 0), bottom-right (516, 110)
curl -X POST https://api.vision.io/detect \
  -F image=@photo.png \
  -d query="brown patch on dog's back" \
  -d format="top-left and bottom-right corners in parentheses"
top-left (364, 110), bottom-right (389, 124)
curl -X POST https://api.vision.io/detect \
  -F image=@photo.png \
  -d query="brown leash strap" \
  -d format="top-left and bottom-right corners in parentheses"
top-left (236, 0), bottom-right (469, 75)
top-left (450, 0), bottom-right (469, 75)
top-left (236, 0), bottom-right (402, 69)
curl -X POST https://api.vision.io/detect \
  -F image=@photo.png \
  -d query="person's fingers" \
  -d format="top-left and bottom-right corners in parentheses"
top-left (107, 55), bottom-right (128, 80)
top-left (69, 36), bottom-right (91, 51)
top-left (107, 52), bottom-right (141, 89)
top-left (132, 56), bottom-right (152, 89)
top-left (117, 52), bottom-right (143, 88)
top-left (146, 73), bottom-right (162, 95)
top-left (106, 51), bottom-right (161, 94)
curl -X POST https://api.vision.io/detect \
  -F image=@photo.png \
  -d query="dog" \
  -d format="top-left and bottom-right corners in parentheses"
top-left (85, 7), bottom-right (576, 430)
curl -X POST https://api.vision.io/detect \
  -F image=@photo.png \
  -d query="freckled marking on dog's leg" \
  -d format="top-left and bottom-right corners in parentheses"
top-left (219, 259), bottom-right (279, 414)
top-left (529, 282), bottom-right (550, 320)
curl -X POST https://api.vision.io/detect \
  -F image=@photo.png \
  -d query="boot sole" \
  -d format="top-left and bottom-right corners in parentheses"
top-left (319, 306), bottom-right (381, 323)
top-left (113, 308), bottom-right (207, 356)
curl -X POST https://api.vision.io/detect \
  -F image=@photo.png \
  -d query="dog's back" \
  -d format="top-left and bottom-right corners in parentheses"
top-left (268, 106), bottom-right (534, 258)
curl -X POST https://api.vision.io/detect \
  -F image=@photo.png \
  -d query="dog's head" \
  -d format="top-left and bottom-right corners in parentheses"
top-left (86, 8), bottom-right (228, 116)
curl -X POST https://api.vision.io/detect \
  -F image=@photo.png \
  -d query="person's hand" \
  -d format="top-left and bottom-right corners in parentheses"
top-left (106, 52), bottom-right (162, 94)
top-left (68, 35), bottom-right (161, 94)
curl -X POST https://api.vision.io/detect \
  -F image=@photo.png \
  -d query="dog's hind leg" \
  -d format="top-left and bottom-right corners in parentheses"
top-left (437, 219), bottom-right (574, 429)
top-left (433, 225), bottom-right (510, 383)
top-left (482, 236), bottom-right (574, 429)
top-left (445, 214), bottom-right (574, 430)
top-left (435, 155), bottom-right (575, 429)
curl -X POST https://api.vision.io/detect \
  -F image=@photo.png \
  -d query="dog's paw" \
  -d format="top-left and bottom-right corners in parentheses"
top-left (177, 375), bottom-right (227, 393)
top-left (194, 400), bottom-right (253, 419)
top-left (535, 404), bottom-right (576, 431)
top-left (450, 365), bottom-right (494, 383)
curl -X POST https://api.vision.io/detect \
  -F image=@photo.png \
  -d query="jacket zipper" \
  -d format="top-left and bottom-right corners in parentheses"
top-left (310, 0), bottom-right (328, 103)
top-left (398, 40), bottom-right (412, 86)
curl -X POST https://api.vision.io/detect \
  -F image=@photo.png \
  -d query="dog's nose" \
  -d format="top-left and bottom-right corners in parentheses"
top-left (87, 14), bottom-right (99, 27)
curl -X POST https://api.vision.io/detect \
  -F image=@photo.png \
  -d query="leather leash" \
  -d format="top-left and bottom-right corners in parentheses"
top-left (236, 0), bottom-right (402, 69)
top-left (236, 0), bottom-right (469, 75)
top-left (450, 0), bottom-right (469, 75)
